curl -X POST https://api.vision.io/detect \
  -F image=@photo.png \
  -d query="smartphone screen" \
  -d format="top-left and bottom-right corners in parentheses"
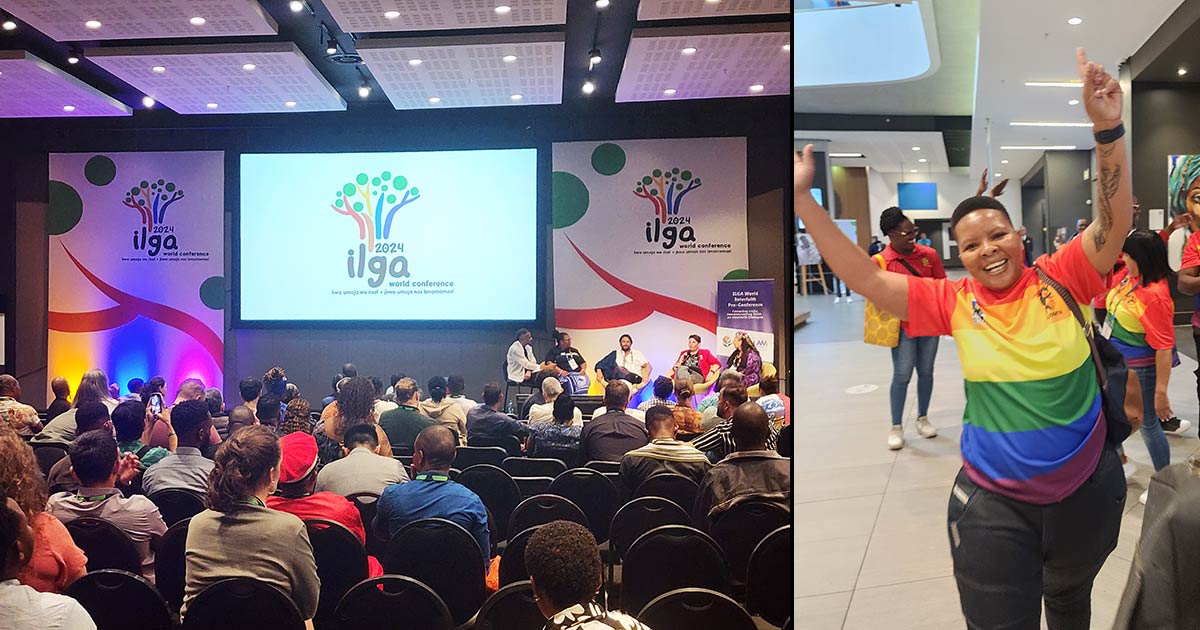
top-left (149, 394), bottom-right (163, 416)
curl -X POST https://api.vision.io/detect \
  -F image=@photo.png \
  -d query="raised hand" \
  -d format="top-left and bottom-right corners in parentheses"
top-left (975, 168), bottom-right (989, 196)
top-left (990, 178), bottom-right (1010, 198)
top-left (794, 144), bottom-right (816, 201)
top-left (1076, 47), bottom-right (1123, 129)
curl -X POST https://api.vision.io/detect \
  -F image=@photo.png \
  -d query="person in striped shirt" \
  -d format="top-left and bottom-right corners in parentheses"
top-left (795, 49), bottom-right (1133, 630)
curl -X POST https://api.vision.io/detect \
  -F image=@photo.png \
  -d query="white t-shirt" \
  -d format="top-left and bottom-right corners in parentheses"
top-left (0, 579), bottom-right (96, 629)
top-left (451, 396), bottom-right (479, 414)
top-left (529, 402), bottom-right (583, 426)
top-left (589, 407), bottom-right (645, 422)
top-left (617, 349), bottom-right (648, 373)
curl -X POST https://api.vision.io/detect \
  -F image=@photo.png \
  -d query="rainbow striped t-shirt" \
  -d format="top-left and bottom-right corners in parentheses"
top-left (1105, 269), bottom-right (1175, 368)
top-left (905, 237), bottom-right (1108, 504)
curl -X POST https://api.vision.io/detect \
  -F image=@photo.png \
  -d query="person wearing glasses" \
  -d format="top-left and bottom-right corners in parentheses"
top-left (876, 206), bottom-right (946, 450)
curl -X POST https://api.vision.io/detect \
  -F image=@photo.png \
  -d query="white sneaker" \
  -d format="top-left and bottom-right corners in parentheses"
top-left (916, 416), bottom-right (937, 438)
top-left (1139, 490), bottom-right (1148, 505)
top-left (1123, 462), bottom-right (1137, 480)
top-left (833, 297), bottom-right (842, 303)
top-left (1164, 418), bottom-right (1193, 436)
top-left (888, 425), bottom-right (905, 450)
top-left (844, 295), bottom-right (854, 303)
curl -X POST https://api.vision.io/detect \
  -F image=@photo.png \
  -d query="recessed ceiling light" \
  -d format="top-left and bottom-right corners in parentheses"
top-left (828, 153), bottom-right (864, 158)
top-left (596, 0), bottom-right (610, 7)
top-left (994, 173), bottom-right (1003, 177)
top-left (2, 19), bottom-right (15, 31)
top-left (1067, 17), bottom-right (1082, 25)
top-left (408, 58), bottom-right (422, 66)
top-left (67, 56), bottom-right (79, 64)
top-left (358, 84), bottom-right (371, 98)
top-left (663, 88), bottom-right (677, 96)
top-left (1068, 99), bottom-right (1079, 105)
top-left (510, 94), bottom-right (523, 101)
top-left (284, 100), bottom-right (297, 108)
top-left (384, 10), bottom-right (401, 19)
top-left (918, 158), bottom-right (927, 163)
top-left (1179, 67), bottom-right (1189, 76)
top-left (152, 65), bottom-right (166, 73)
top-left (911, 146), bottom-right (920, 151)
top-left (242, 63), bottom-right (256, 71)
top-left (705, 0), bottom-right (720, 3)
top-left (1001, 159), bottom-right (1009, 164)
top-left (582, 80), bottom-right (596, 95)
top-left (189, 16), bottom-right (206, 26)
top-left (1009, 121), bottom-right (1092, 127)
top-left (1000, 145), bottom-right (1077, 150)
top-left (502, 55), bottom-right (517, 63)
top-left (206, 102), bottom-right (218, 109)
top-left (681, 47), bottom-right (697, 55)
top-left (289, 1), bottom-right (306, 13)
top-left (63, 105), bottom-right (75, 112)
top-left (749, 84), bottom-right (764, 93)
top-left (84, 20), bottom-right (102, 29)
top-left (1024, 81), bottom-right (1082, 88)
top-left (428, 97), bottom-right (441, 103)
top-left (142, 96), bottom-right (155, 108)
top-left (494, 5), bottom-right (512, 14)
top-left (909, 169), bottom-right (917, 173)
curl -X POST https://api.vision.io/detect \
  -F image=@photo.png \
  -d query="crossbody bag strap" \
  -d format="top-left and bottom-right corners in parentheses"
top-left (1035, 266), bottom-right (1107, 389)
top-left (895, 259), bottom-right (922, 277)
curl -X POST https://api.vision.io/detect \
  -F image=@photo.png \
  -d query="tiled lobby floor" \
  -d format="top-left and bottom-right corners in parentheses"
top-left (793, 291), bottom-right (1200, 630)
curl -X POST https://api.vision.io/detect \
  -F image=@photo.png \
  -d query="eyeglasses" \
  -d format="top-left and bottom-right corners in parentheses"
top-left (891, 227), bottom-right (918, 237)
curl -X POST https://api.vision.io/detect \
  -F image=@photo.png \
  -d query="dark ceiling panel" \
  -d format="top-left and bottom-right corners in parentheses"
top-left (794, 113), bottom-right (973, 167)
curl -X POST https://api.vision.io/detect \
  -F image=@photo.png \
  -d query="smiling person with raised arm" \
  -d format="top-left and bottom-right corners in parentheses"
top-left (795, 49), bottom-right (1133, 630)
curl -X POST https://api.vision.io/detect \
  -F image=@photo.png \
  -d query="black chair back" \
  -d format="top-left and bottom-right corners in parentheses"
top-left (502, 456), bottom-right (567, 478)
top-left (305, 519), bottom-right (370, 627)
top-left (512, 476), bottom-right (554, 499)
top-left (709, 500), bottom-right (791, 591)
top-left (584, 460), bottom-right (620, 474)
top-left (382, 518), bottom-right (486, 625)
top-left (345, 492), bottom-right (384, 557)
top-left (453, 445), bottom-right (507, 469)
top-left (622, 525), bottom-right (729, 615)
top-left (155, 517), bottom-right (191, 609)
top-left (469, 435), bottom-right (523, 457)
top-left (333, 575), bottom-right (453, 630)
top-left (65, 517), bottom-right (142, 574)
top-left (509, 494), bottom-right (589, 536)
top-left (392, 443), bottom-right (415, 457)
top-left (475, 580), bottom-right (543, 630)
top-left (747, 525), bottom-right (792, 627)
top-left (182, 577), bottom-right (305, 630)
top-left (548, 468), bottom-right (621, 543)
top-left (637, 587), bottom-right (757, 630)
top-left (498, 525), bottom-right (539, 587)
top-left (529, 442), bottom-right (581, 469)
top-left (634, 473), bottom-right (700, 516)
top-left (610, 496), bottom-right (691, 560)
top-left (66, 569), bottom-right (172, 630)
top-left (457, 464), bottom-right (522, 543)
top-left (147, 489), bottom-right (206, 526)
top-left (33, 443), bottom-right (68, 476)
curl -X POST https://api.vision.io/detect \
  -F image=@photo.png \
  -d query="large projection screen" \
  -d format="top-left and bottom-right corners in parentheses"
top-left (238, 149), bottom-right (538, 323)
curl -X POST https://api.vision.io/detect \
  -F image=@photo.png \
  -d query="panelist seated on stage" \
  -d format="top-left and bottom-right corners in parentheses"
top-left (507, 328), bottom-right (558, 387)
top-left (594, 334), bottom-right (652, 392)
top-left (544, 331), bottom-right (590, 395)
top-left (466, 383), bottom-right (530, 445)
top-left (668, 334), bottom-right (722, 391)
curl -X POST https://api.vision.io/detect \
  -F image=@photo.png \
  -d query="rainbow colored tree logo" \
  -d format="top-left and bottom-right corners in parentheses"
top-left (123, 178), bottom-right (184, 230)
top-left (332, 171), bottom-right (420, 248)
top-left (633, 168), bottom-right (702, 222)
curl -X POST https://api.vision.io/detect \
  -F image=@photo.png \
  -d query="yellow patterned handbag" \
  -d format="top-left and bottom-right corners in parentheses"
top-left (863, 254), bottom-right (901, 347)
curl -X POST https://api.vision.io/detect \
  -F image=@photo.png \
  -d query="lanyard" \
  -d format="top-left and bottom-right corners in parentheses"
top-left (75, 493), bottom-right (114, 502)
top-left (1104, 276), bottom-right (1141, 334)
top-left (240, 496), bottom-right (265, 508)
top-left (415, 473), bottom-right (450, 482)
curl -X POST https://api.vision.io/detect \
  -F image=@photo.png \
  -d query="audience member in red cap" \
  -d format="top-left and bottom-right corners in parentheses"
top-left (265, 432), bottom-right (383, 576)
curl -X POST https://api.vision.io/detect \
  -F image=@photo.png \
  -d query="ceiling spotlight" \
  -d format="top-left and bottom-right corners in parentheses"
top-left (918, 158), bottom-right (927, 163)
top-left (326, 40), bottom-right (338, 55)
top-left (408, 58), bottom-right (422, 66)
top-left (1067, 17), bottom-right (1082, 25)
top-left (1068, 99), bottom-right (1079, 105)
top-left (502, 54), bottom-right (517, 63)
top-left (84, 20), bottom-right (102, 29)
top-left (1, 20), bottom-right (15, 31)
top-left (911, 146), bottom-right (920, 151)
top-left (582, 80), bottom-right (596, 95)
top-left (828, 153), bottom-right (864, 158)
top-left (189, 16), bottom-right (206, 26)
top-left (63, 105), bottom-right (75, 112)
top-left (510, 94), bottom-right (523, 101)
top-left (285, 100), bottom-right (297, 107)
top-left (67, 56), bottom-right (79, 64)
top-left (242, 63), bottom-right (256, 71)
top-left (289, 1), bottom-right (305, 12)
top-left (663, 88), bottom-right (677, 96)
top-left (152, 65), bottom-right (166, 73)
top-left (589, 48), bottom-right (602, 66)
top-left (206, 102), bottom-right (218, 109)
top-left (428, 96), bottom-right (441, 103)
top-left (681, 47), bottom-right (697, 55)
top-left (1001, 159), bottom-right (1009, 164)
top-left (384, 10), bottom-right (401, 19)
top-left (1179, 67), bottom-right (1189, 76)
top-left (142, 96), bottom-right (155, 108)
top-left (994, 173), bottom-right (1003, 177)
top-left (749, 84), bottom-right (764, 93)
top-left (596, 0), bottom-right (610, 7)
top-left (495, 5), bottom-right (512, 14)
top-left (358, 83), bottom-right (371, 98)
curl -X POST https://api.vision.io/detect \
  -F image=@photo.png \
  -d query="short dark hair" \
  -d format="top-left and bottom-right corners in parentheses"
top-left (0, 489), bottom-right (20, 568)
top-left (341, 363), bottom-right (358, 378)
top-left (759, 374), bottom-right (779, 395)
top-left (525, 520), bottom-right (601, 609)
top-left (427, 376), bottom-right (448, 402)
top-left (447, 375), bottom-right (466, 396)
top-left (343, 423), bottom-right (379, 450)
top-left (69, 431), bottom-right (119, 486)
top-left (731, 401), bottom-right (771, 450)
top-left (619, 334), bottom-right (632, 344)
top-left (227, 405), bottom-right (255, 435)
top-left (688, 334), bottom-right (701, 344)
top-left (1123, 229), bottom-right (1171, 284)
top-left (172, 399), bottom-right (212, 439)
top-left (75, 402), bottom-right (111, 433)
top-left (370, 376), bottom-right (385, 396)
top-left (126, 378), bottom-right (144, 396)
top-left (415, 425), bottom-right (456, 468)
top-left (256, 395), bottom-right (281, 423)
top-left (111, 400), bottom-right (147, 442)
top-left (718, 370), bottom-right (743, 388)
top-left (879, 206), bottom-right (908, 235)
top-left (204, 388), bottom-right (224, 416)
top-left (515, 328), bottom-right (531, 339)
top-left (950, 196), bottom-right (1011, 230)
top-left (603, 380), bottom-right (630, 410)
top-left (238, 377), bottom-right (262, 402)
top-left (482, 382), bottom-right (502, 406)
top-left (554, 330), bottom-right (570, 344)
top-left (720, 384), bottom-right (749, 408)
top-left (552, 394), bottom-right (575, 424)
top-left (645, 405), bottom-right (674, 431)
top-left (145, 376), bottom-right (166, 395)
top-left (651, 376), bottom-right (673, 400)
top-left (393, 378), bottom-right (419, 402)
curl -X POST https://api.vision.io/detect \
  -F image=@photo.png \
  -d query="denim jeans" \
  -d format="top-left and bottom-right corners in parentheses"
top-left (947, 447), bottom-right (1125, 630)
top-left (889, 329), bottom-right (939, 425)
top-left (1131, 364), bottom-right (1172, 471)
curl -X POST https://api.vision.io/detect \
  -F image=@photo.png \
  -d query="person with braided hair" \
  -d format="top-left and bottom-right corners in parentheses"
top-left (1173, 154), bottom-right (1200, 423)
top-left (181, 425), bottom-right (319, 623)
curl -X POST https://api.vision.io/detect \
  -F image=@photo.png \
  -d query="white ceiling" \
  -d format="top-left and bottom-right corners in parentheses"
top-left (616, 24), bottom-right (790, 102)
top-left (0, 51), bottom-right (130, 118)
top-left (86, 43), bottom-right (345, 114)
top-left (356, 33), bottom-right (564, 110)
top-left (0, 0), bottom-right (277, 41)
top-left (637, 0), bottom-right (789, 21)
top-left (793, 130), bottom-right (951, 174)
top-left (322, 0), bottom-right (566, 33)
top-left (971, 0), bottom-right (1184, 182)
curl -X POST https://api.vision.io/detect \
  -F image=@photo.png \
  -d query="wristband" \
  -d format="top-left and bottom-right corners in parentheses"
top-left (1094, 123), bottom-right (1124, 145)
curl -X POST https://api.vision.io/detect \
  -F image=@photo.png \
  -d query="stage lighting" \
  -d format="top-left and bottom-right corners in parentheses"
top-left (589, 48), bottom-right (602, 66)
top-left (582, 80), bottom-right (596, 95)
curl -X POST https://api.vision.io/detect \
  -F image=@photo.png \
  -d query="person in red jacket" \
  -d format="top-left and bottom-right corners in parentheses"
top-left (668, 335), bottom-right (721, 390)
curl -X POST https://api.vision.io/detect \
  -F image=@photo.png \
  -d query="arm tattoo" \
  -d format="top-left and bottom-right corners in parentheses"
top-left (1092, 164), bottom-right (1121, 249)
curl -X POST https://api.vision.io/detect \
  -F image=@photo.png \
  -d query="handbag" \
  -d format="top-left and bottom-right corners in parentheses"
top-left (863, 255), bottom-right (921, 348)
top-left (1036, 267), bottom-right (1132, 446)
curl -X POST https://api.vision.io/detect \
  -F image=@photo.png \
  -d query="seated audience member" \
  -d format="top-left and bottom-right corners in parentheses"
top-left (672, 379), bottom-right (704, 437)
top-left (315, 424), bottom-right (408, 496)
top-left (261, 366), bottom-right (289, 401)
top-left (182, 426), bottom-right (318, 622)
top-left (692, 402), bottom-right (790, 531)
top-left (238, 377), bottom-right (262, 413)
top-left (371, 376), bottom-right (399, 419)
top-left (0, 489), bottom-right (97, 629)
top-left (697, 370), bottom-right (743, 420)
top-left (0, 426), bottom-right (87, 593)
top-left (529, 378), bottom-right (582, 425)
top-left (755, 375), bottom-right (790, 429)
top-left (139, 376), bottom-right (167, 404)
top-left (419, 376), bottom-right (468, 444)
top-left (0, 375), bottom-right (41, 436)
top-left (320, 377), bottom-right (351, 425)
top-left (692, 385), bottom-right (776, 461)
top-left (619, 406), bottom-right (711, 496)
top-left (47, 431), bottom-right (167, 579)
top-left (777, 424), bottom-right (792, 459)
top-left (283, 382), bottom-right (301, 404)
top-left (264, 432), bottom-right (382, 575)
top-left (121, 379), bottom-right (145, 403)
top-left (525, 520), bottom-right (651, 630)
top-left (379, 378), bottom-right (437, 448)
top-left (148, 379), bottom-right (221, 450)
top-left (45, 403), bottom-right (117, 494)
top-left (447, 375), bottom-right (478, 414)
top-left (321, 375), bottom-right (342, 411)
top-left (466, 383), bottom-right (529, 444)
top-left (255, 394), bottom-right (282, 434)
top-left (315, 377), bottom-right (392, 466)
top-left (636, 376), bottom-right (675, 412)
top-left (277, 397), bottom-right (313, 436)
top-left (374, 426), bottom-right (490, 570)
top-left (594, 334), bottom-right (652, 392)
top-left (527, 395), bottom-right (583, 465)
top-left (589, 402), bottom-right (646, 422)
top-left (34, 370), bottom-right (117, 445)
top-left (668, 334), bottom-right (721, 388)
top-left (224, 405), bottom-right (256, 439)
top-left (45, 377), bottom-right (72, 423)
top-left (507, 328), bottom-right (558, 387)
top-left (580, 381), bottom-right (649, 463)
top-left (141, 400), bottom-right (215, 497)
top-left (111, 400), bottom-right (171, 470)
top-left (204, 388), bottom-right (225, 418)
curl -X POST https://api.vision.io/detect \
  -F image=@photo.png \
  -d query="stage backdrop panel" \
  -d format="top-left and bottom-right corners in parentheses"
top-left (48, 151), bottom-right (225, 396)
top-left (551, 138), bottom-right (748, 401)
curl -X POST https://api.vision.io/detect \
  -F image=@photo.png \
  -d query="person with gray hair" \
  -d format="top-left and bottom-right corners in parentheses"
top-left (0, 375), bottom-right (40, 436)
top-left (529, 377), bottom-right (581, 425)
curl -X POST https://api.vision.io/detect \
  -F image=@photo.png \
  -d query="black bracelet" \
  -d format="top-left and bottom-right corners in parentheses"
top-left (1094, 122), bottom-right (1125, 145)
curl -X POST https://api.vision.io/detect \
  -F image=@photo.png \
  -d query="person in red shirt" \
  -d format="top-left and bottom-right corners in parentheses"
top-left (265, 432), bottom-right (383, 576)
top-left (875, 206), bottom-right (947, 450)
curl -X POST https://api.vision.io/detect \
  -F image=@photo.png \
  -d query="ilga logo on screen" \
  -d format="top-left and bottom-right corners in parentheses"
top-left (634, 167), bottom-right (702, 249)
top-left (331, 171), bottom-right (421, 287)
top-left (124, 178), bottom-right (185, 256)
